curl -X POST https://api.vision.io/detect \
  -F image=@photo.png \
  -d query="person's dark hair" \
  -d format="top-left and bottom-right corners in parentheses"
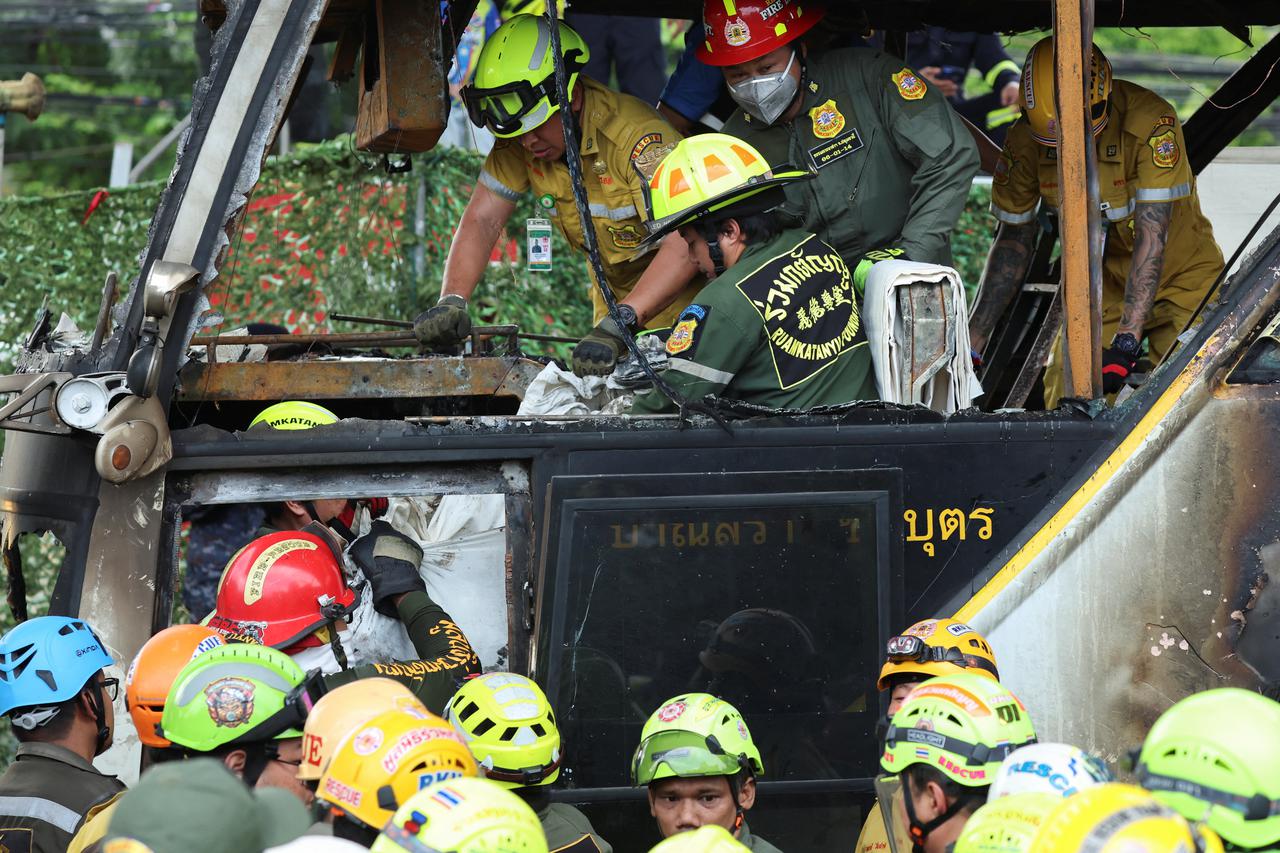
top-left (692, 211), bottom-right (783, 247)
top-left (10, 695), bottom-right (79, 742)
top-left (905, 764), bottom-right (987, 814)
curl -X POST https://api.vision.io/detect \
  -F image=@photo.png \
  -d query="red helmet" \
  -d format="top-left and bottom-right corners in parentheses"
top-left (696, 0), bottom-right (825, 67)
top-left (206, 531), bottom-right (355, 650)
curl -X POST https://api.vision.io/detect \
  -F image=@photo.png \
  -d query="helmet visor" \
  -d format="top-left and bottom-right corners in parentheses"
top-left (884, 635), bottom-right (999, 678)
top-left (631, 729), bottom-right (744, 786)
top-left (873, 774), bottom-right (916, 853)
top-left (463, 78), bottom-right (550, 135)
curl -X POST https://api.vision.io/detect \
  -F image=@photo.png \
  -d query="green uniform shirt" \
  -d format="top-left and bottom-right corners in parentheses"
top-left (0, 742), bottom-right (126, 853)
top-left (723, 48), bottom-right (979, 266)
top-left (631, 229), bottom-right (875, 414)
top-left (740, 822), bottom-right (784, 852)
top-left (537, 801), bottom-right (613, 853)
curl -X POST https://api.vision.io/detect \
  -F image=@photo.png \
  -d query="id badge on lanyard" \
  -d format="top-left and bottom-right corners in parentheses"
top-left (527, 218), bottom-right (552, 272)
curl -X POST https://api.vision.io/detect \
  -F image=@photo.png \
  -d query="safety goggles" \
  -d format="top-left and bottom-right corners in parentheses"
top-left (461, 50), bottom-right (585, 135)
top-left (884, 634), bottom-right (999, 679)
top-left (631, 729), bottom-right (745, 786)
top-left (1137, 764), bottom-right (1280, 822)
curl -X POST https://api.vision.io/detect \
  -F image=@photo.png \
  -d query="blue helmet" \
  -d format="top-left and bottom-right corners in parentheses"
top-left (0, 616), bottom-right (114, 726)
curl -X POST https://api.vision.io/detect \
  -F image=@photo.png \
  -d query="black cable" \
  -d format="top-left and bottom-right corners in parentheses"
top-left (540, 0), bottom-right (731, 433)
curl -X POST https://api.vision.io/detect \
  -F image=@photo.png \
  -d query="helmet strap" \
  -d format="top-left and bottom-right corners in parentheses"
top-left (85, 680), bottom-right (111, 756)
top-left (901, 777), bottom-right (971, 853)
top-left (706, 236), bottom-right (726, 277)
top-left (328, 625), bottom-right (349, 671)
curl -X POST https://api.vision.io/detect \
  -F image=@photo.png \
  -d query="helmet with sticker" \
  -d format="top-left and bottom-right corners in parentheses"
top-left (877, 617), bottom-right (999, 691)
top-left (298, 678), bottom-right (427, 782)
top-left (696, 0), bottom-right (825, 67)
top-left (632, 692), bottom-right (763, 785)
top-left (990, 742), bottom-right (1113, 800)
top-left (1020, 36), bottom-right (1113, 147)
top-left (0, 615), bottom-right (114, 723)
top-left (371, 776), bottom-right (549, 853)
top-left (127, 624), bottom-right (226, 748)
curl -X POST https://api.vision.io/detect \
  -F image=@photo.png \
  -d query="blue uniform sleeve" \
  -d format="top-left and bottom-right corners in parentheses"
top-left (658, 27), bottom-right (726, 124)
top-left (974, 34), bottom-right (1021, 92)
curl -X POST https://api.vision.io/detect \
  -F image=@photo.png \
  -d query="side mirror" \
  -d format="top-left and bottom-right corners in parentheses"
top-left (142, 260), bottom-right (200, 321)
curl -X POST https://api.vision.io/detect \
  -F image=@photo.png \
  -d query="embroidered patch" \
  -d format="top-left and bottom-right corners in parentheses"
top-left (1106, 144), bottom-right (1118, 157)
top-left (724, 17), bottom-right (751, 46)
top-left (537, 193), bottom-right (555, 210)
top-left (608, 224), bottom-right (644, 249)
top-left (809, 99), bottom-right (845, 139)
top-left (736, 233), bottom-right (864, 388)
top-left (666, 305), bottom-right (709, 357)
top-left (0, 827), bottom-right (34, 853)
top-left (807, 126), bottom-right (863, 169)
top-left (205, 677), bottom-right (256, 727)
top-left (993, 151), bottom-right (1012, 186)
top-left (1148, 128), bottom-right (1179, 169)
top-left (631, 138), bottom-right (676, 183)
top-left (892, 68), bottom-right (927, 100)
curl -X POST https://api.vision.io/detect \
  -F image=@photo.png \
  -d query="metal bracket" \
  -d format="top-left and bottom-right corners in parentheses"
top-left (0, 372), bottom-right (73, 435)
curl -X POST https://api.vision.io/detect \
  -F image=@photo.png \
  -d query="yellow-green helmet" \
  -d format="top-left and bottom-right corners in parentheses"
top-left (648, 825), bottom-right (750, 852)
top-left (371, 776), bottom-right (549, 853)
top-left (880, 673), bottom-right (1038, 788)
top-left (462, 14), bottom-right (589, 138)
top-left (445, 672), bottom-right (561, 789)
top-left (954, 792), bottom-right (1059, 853)
top-left (249, 400), bottom-right (338, 430)
top-left (1136, 688), bottom-right (1280, 850)
top-left (631, 693), bottom-right (763, 786)
top-left (159, 644), bottom-right (306, 752)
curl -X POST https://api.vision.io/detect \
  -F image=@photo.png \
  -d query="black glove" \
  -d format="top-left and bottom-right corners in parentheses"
top-left (348, 520), bottom-right (426, 617)
top-left (572, 316), bottom-right (628, 377)
top-left (413, 294), bottom-right (472, 347)
top-left (1101, 345), bottom-right (1139, 394)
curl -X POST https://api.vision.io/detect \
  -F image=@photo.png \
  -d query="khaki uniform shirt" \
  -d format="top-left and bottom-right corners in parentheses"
top-left (538, 801), bottom-right (612, 853)
top-left (0, 742), bottom-right (126, 853)
top-left (480, 76), bottom-right (694, 328)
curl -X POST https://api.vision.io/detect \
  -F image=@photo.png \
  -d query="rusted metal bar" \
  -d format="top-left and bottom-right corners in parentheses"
top-left (331, 314), bottom-right (582, 345)
top-left (1053, 0), bottom-right (1102, 399)
top-left (191, 331), bottom-right (416, 347)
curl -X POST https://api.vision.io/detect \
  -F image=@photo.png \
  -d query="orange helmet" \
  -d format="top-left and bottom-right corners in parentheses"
top-left (876, 617), bottom-right (999, 690)
top-left (125, 625), bottom-right (226, 748)
top-left (696, 0), bottom-right (825, 67)
top-left (205, 530), bottom-right (356, 649)
top-left (298, 679), bottom-right (428, 782)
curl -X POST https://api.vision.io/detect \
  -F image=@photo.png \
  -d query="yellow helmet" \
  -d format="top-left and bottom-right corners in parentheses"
top-left (640, 133), bottom-right (806, 249)
top-left (249, 400), bottom-right (338, 430)
top-left (954, 792), bottom-right (1059, 853)
top-left (1020, 36), bottom-right (1113, 147)
top-left (446, 672), bottom-right (561, 789)
top-left (648, 825), bottom-right (751, 852)
top-left (877, 617), bottom-right (999, 690)
top-left (317, 709), bottom-right (480, 832)
top-left (371, 777), bottom-right (549, 853)
top-left (1031, 783), bottom-right (1220, 853)
top-left (298, 678), bottom-right (428, 782)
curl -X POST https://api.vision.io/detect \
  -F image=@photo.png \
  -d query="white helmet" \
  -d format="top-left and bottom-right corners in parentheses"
top-left (989, 742), bottom-right (1112, 799)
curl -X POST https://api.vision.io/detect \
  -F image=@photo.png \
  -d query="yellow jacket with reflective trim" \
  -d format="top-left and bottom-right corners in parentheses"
top-left (991, 80), bottom-right (1222, 306)
top-left (479, 76), bottom-right (695, 328)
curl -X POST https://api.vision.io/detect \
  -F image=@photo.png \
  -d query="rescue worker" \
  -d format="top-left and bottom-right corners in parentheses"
top-left (649, 825), bottom-right (751, 852)
top-left (1030, 783), bottom-right (1225, 852)
top-left (447, 672), bottom-right (612, 852)
top-left (412, 14), bottom-right (703, 377)
top-left (988, 742), bottom-right (1112, 801)
top-left (857, 617), bottom-right (1001, 853)
top-left (876, 673), bottom-right (1038, 853)
top-left (897, 29), bottom-right (1023, 145)
top-left (296, 678), bottom-right (428, 792)
top-left (629, 133), bottom-right (876, 415)
top-left (101, 759), bottom-right (310, 853)
top-left (0, 615), bottom-right (126, 853)
top-left (372, 776), bottom-right (550, 853)
top-left (1135, 687), bottom-right (1280, 852)
top-left (159, 643), bottom-right (318, 805)
top-left (248, 402), bottom-right (357, 537)
top-left (206, 526), bottom-right (481, 712)
top-left (316, 708), bottom-right (479, 846)
top-left (698, 0), bottom-right (980, 274)
top-left (952, 792), bottom-right (1058, 853)
top-left (631, 692), bottom-right (779, 851)
top-left (968, 37), bottom-right (1224, 407)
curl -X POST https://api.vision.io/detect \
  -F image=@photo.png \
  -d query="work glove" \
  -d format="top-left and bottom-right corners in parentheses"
top-left (1101, 345), bottom-right (1139, 394)
top-left (348, 520), bottom-right (426, 617)
top-left (852, 247), bottom-right (907, 295)
top-left (572, 316), bottom-right (628, 377)
top-left (413, 294), bottom-right (472, 347)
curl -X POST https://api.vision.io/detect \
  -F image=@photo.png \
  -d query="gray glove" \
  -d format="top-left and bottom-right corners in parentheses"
top-left (413, 294), bottom-right (472, 347)
top-left (348, 520), bottom-right (426, 617)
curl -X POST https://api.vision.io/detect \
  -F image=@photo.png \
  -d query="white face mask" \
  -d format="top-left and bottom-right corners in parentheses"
top-left (289, 641), bottom-right (343, 675)
top-left (727, 50), bottom-right (800, 125)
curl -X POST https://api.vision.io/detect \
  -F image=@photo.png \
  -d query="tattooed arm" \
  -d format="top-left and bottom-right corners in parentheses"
top-left (968, 221), bottom-right (1038, 354)
top-left (1117, 202), bottom-right (1172, 339)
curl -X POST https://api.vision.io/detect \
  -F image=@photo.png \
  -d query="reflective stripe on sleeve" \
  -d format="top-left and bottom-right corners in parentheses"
top-left (588, 202), bottom-right (638, 220)
top-left (1102, 200), bottom-right (1135, 222)
top-left (1135, 183), bottom-right (1191, 203)
top-left (985, 59), bottom-right (1021, 88)
top-left (0, 796), bottom-right (83, 834)
top-left (478, 170), bottom-right (522, 202)
top-left (991, 202), bottom-right (1038, 225)
top-left (668, 358), bottom-right (736, 385)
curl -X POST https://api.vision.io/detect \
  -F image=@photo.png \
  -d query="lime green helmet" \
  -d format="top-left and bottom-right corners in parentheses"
top-left (954, 792), bottom-right (1059, 853)
top-left (160, 643), bottom-right (306, 752)
top-left (1136, 688), bottom-right (1280, 850)
top-left (249, 400), bottom-right (338, 430)
top-left (445, 672), bottom-right (561, 789)
top-left (881, 673), bottom-right (1038, 787)
top-left (461, 14), bottom-right (589, 138)
top-left (371, 776), bottom-right (549, 853)
top-left (631, 693), bottom-right (763, 786)
top-left (649, 825), bottom-right (750, 852)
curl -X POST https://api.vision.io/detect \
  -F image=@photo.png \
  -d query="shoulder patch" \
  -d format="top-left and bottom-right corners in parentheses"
top-left (1147, 118), bottom-right (1179, 169)
top-left (0, 828), bottom-right (32, 853)
top-left (891, 67), bottom-right (927, 101)
top-left (667, 305), bottom-right (710, 358)
top-left (993, 150), bottom-right (1013, 186)
top-left (631, 135), bottom-right (676, 183)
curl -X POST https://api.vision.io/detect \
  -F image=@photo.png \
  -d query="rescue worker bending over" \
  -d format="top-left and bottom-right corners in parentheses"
top-left (876, 673), bottom-right (1038, 853)
top-left (0, 616), bottom-right (126, 853)
top-left (448, 672), bottom-right (612, 853)
top-left (413, 14), bottom-right (702, 377)
top-left (630, 134), bottom-right (876, 414)
top-left (696, 0), bottom-right (979, 277)
top-left (1030, 783), bottom-right (1226, 852)
top-left (968, 37), bottom-right (1224, 407)
top-left (631, 693), bottom-right (780, 852)
top-left (373, 776), bottom-right (549, 853)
